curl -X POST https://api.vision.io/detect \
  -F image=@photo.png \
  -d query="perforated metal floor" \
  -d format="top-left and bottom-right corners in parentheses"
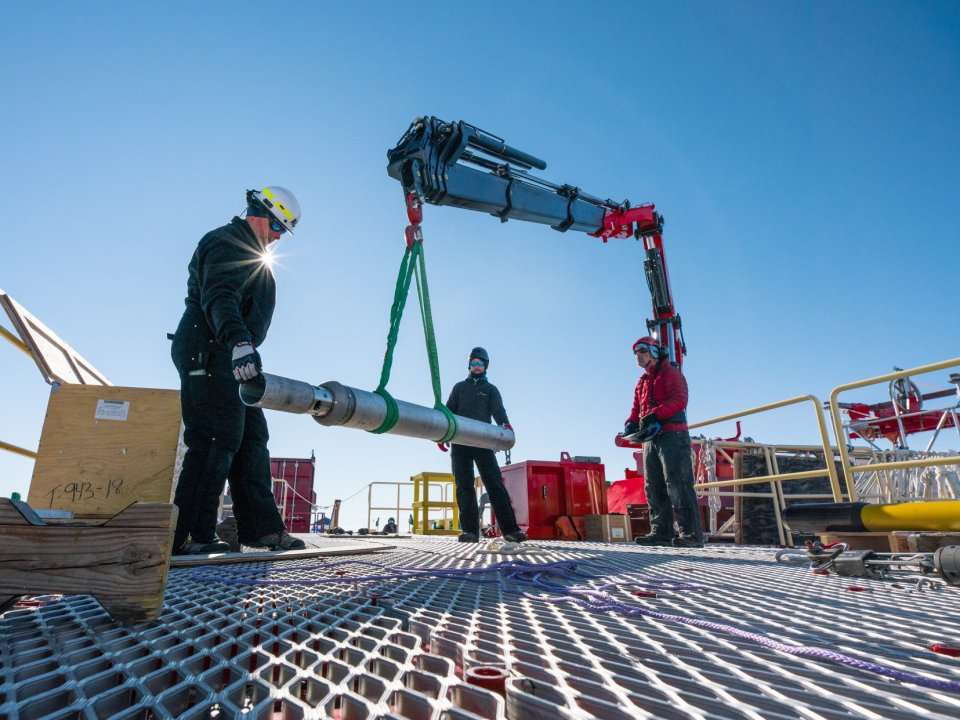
top-left (2, 538), bottom-right (960, 719)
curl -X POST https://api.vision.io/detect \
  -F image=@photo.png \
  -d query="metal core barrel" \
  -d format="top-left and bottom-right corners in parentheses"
top-left (240, 373), bottom-right (515, 452)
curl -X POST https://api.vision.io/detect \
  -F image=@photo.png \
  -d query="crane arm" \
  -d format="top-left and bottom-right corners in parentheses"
top-left (386, 116), bottom-right (686, 367)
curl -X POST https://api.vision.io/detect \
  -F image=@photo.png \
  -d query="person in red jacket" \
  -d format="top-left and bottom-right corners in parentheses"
top-left (621, 336), bottom-right (704, 548)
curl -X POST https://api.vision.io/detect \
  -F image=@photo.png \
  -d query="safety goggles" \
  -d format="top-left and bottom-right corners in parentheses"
top-left (634, 345), bottom-right (652, 355)
top-left (269, 217), bottom-right (287, 235)
top-left (469, 360), bottom-right (485, 368)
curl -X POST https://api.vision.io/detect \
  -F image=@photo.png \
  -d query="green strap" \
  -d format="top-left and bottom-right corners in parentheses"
top-left (370, 244), bottom-right (419, 434)
top-left (413, 249), bottom-right (458, 442)
top-left (370, 240), bottom-right (457, 442)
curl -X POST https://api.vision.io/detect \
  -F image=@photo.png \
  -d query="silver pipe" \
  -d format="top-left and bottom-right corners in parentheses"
top-left (241, 373), bottom-right (515, 452)
top-left (238, 374), bottom-right (334, 416)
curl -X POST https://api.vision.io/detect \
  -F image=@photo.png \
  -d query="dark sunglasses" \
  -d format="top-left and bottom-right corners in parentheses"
top-left (269, 218), bottom-right (286, 235)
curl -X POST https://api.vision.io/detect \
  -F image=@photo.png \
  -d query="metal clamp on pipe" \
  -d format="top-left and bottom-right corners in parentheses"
top-left (241, 372), bottom-right (515, 452)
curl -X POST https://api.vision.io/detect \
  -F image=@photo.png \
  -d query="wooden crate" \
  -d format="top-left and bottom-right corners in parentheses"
top-left (28, 384), bottom-right (183, 517)
top-left (0, 498), bottom-right (177, 623)
top-left (584, 514), bottom-right (632, 543)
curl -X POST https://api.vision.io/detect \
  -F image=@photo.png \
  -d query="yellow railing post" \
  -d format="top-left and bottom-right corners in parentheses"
top-left (689, 394), bottom-right (843, 501)
top-left (828, 357), bottom-right (960, 500)
top-left (1, 325), bottom-right (31, 357)
top-left (0, 440), bottom-right (38, 460)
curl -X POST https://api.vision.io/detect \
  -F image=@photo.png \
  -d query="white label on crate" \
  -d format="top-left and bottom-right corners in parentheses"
top-left (612, 527), bottom-right (625, 539)
top-left (95, 399), bottom-right (130, 421)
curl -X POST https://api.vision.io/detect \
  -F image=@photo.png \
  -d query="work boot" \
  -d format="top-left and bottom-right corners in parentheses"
top-left (175, 537), bottom-right (231, 555)
top-left (672, 534), bottom-right (705, 549)
top-left (502, 530), bottom-right (527, 543)
top-left (458, 532), bottom-right (479, 543)
top-left (634, 533), bottom-right (675, 547)
top-left (252, 531), bottom-right (306, 551)
top-left (216, 516), bottom-right (241, 553)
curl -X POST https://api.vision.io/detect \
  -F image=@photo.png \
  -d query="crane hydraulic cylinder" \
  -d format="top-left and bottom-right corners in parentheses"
top-left (240, 373), bottom-right (515, 452)
top-left (784, 500), bottom-right (960, 533)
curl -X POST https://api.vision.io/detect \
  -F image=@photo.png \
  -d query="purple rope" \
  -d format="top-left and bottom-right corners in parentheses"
top-left (185, 559), bottom-right (960, 694)
top-left (538, 586), bottom-right (960, 695)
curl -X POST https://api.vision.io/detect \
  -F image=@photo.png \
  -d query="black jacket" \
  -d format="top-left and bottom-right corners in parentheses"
top-left (446, 375), bottom-right (510, 426)
top-left (181, 217), bottom-right (276, 349)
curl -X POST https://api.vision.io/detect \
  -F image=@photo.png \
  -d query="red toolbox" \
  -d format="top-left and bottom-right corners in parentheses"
top-left (500, 453), bottom-right (606, 539)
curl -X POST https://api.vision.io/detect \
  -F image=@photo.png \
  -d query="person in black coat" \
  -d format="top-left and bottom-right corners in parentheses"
top-left (444, 347), bottom-right (527, 543)
top-left (170, 186), bottom-right (306, 555)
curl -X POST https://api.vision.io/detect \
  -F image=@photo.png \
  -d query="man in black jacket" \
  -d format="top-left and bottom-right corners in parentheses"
top-left (445, 347), bottom-right (526, 543)
top-left (170, 186), bottom-right (306, 555)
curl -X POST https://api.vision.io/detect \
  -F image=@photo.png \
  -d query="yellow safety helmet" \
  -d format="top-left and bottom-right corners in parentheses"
top-left (248, 186), bottom-right (301, 234)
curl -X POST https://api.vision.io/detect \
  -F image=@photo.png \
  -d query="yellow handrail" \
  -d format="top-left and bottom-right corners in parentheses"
top-left (0, 440), bottom-right (37, 460)
top-left (828, 357), bottom-right (960, 498)
top-left (1, 325), bottom-right (30, 357)
top-left (689, 394), bottom-right (844, 501)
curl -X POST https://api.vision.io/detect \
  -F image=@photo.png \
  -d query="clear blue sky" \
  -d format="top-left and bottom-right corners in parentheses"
top-left (2, 1), bottom-right (958, 530)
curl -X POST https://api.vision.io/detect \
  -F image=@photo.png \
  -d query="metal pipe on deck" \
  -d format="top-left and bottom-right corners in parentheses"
top-left (240, 373), bottom-right (515, 452)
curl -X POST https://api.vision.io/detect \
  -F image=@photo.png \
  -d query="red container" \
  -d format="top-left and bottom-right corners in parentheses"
top-left (500, 453), bottom-right (606, 539)
top-left (270, 454), bottom-right (316, 533)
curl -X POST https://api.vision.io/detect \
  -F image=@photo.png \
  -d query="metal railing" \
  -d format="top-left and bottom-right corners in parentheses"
top-left (367, 481), bottom-right (413, 533)
top-left (829, 357), bottom-right (960, 502)
top-left (688, 395), bottom-right (844, 501)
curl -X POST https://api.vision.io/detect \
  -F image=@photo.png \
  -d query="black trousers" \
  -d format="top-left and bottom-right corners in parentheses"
top-left (450, 445), bottom-right (520, 536)
top-left (171, 317), bottom-right (284, 550)
top-left (643, 430), bottom-right (703, 539)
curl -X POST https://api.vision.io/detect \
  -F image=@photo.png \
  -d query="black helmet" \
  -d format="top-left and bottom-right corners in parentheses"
top-left (469, 346), bottom-right (489, 368)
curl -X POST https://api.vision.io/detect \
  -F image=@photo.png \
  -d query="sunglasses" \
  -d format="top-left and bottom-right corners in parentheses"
top-left (469, 360), bottom-right (485, 367)
top-left (269, 218), bottom-right (286, 235)
top-left (634, 346), bottom-right (651, 355)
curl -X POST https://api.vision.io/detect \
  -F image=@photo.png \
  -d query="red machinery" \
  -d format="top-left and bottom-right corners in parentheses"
top-left (270, 454), bottom-right (317, 533)
top-left (838, 372), bottom-right (960, 448)
top-left (499, 453), bottom-right (606, 539)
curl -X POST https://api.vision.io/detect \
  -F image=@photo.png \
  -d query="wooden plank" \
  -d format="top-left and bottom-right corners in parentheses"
top-left (28, 384), bottom-right (182, 516)
top-left (904, 532), bottom-right (960, 553)
top-left (0, 289), bottom-right (110, 386)
top-left (170, 543), bottom-right (394, 567)
top-left (0, 499), bottom-right (176, 624)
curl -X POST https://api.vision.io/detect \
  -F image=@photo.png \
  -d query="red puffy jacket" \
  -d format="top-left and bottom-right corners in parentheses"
top-left (627, 359), bottom-right (689, 432)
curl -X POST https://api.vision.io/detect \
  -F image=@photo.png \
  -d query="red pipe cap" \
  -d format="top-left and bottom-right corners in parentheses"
top-left (466, 665), bottom-right (508, 695)
top-left (930, 643), bottom-right (960, 657)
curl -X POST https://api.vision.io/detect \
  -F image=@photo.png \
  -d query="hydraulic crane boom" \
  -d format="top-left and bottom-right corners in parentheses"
top-left (387, 116), bottom-right (687, 367)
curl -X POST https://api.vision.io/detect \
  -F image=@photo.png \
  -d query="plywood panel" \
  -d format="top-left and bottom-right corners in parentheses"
top-left (1, 289), bottom-right (110, 385)
top-left (28, 384), bottom-right (182, 516)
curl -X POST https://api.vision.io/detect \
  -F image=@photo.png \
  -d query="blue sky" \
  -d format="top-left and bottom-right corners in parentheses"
top-left (2, 1), bottom-right (958, 530)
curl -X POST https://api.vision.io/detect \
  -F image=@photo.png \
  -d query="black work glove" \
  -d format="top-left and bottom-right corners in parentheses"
top-left (638, 412), bottom-right (662, 441)
top-left (623, 421), bottom-right (640, 436)
top-left (231, 342), bottom-right (262, 382)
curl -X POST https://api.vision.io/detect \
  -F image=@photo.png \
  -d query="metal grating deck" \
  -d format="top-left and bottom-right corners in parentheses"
top-left (2, 538), bottom-right (960, 719)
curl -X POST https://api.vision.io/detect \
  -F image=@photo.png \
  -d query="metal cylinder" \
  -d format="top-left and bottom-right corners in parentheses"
top-left (238, 374), bottom-right (333, 416)
top-left (785, 500), bottom-right (960, 533)
top-left (241, 373), bottom-right (515, 451)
